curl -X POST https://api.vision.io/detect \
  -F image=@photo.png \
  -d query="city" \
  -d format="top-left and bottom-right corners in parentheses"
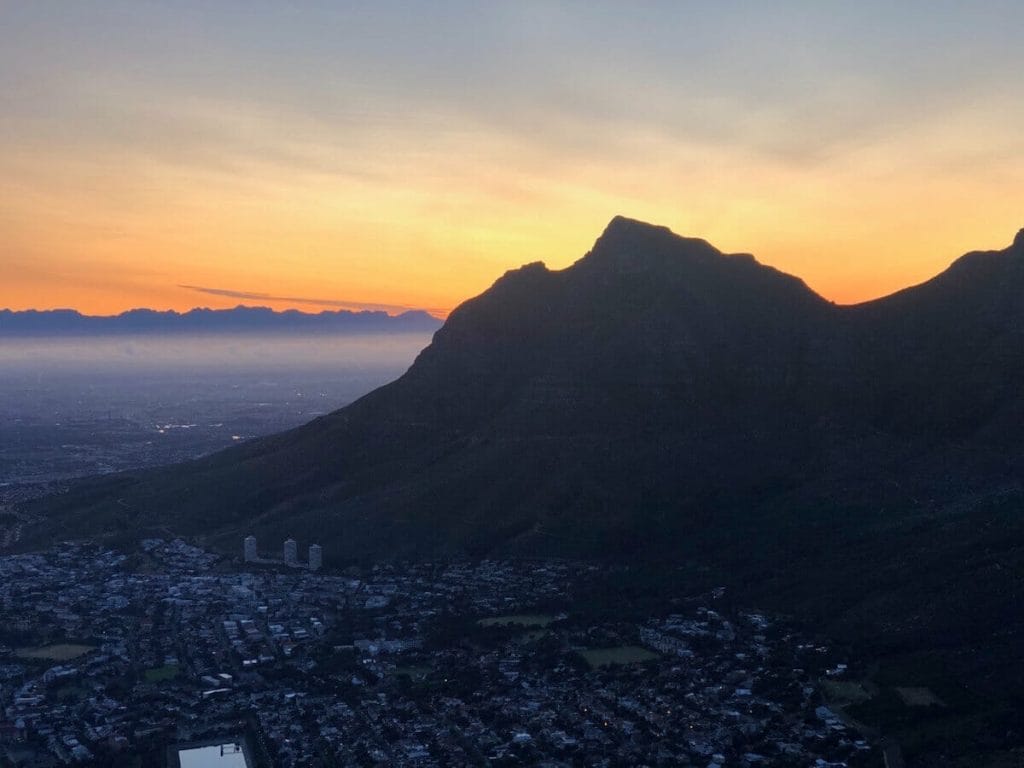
top-left (0, 538), bottom-right (874, 767)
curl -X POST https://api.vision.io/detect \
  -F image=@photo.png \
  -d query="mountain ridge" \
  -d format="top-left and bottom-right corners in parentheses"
top-left (0, 305), bottom-right (442, 335)
top-left (22, 216), bottom-right (1024, 558)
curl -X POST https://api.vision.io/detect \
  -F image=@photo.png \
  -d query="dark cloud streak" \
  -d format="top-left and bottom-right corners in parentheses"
top-left (178, 284), bottom-right (445, 317)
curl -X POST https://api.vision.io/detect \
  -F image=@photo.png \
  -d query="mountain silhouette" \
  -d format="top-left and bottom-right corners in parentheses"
top-left (21, 218), bottom-right (1024, 760)
top-left (0, 305), bottom-right (442, 335)
top-left (27, 217), bottom-right (1024, 559)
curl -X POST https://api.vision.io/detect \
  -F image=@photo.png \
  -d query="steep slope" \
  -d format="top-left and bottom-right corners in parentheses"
top-left (844, 228), bottom-right (1024, 443)
top-left (25, 216), bottom-right (847, 556)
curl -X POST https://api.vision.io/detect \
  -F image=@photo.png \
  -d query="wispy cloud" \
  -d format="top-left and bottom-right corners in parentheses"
top-left (178, 285), bottom-right (445, 317)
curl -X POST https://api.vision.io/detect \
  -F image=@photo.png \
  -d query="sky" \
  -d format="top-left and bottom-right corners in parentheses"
top-left (2, 1), bottom-right (1023, 317)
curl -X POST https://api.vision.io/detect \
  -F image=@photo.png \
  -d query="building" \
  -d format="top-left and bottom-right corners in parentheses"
top-left (243, 536), bottom-right (257, 563)
top-left (283, 538), bottom-right (298, 566)
top-left (308, 544), bottom-right (322, 571)
top-left (168, 737), bottom-right (252, 767)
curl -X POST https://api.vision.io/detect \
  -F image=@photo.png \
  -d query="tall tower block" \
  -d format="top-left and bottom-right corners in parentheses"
top-left (283, 538), bottom-right (298, 566)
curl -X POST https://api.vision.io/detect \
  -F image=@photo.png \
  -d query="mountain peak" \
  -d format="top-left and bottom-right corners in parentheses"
top-left (1013, 228), bottom-right (1024, 250)
top-left (601, 215), bottom-right (673, 238)
top-left (581, 216), bottom-right (722, 275)
top-left (596, 215), bottom-right (699, 249)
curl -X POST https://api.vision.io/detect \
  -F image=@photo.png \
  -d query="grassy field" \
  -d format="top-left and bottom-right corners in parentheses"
top-left (580, 646), bottom-right (660, 669)
top-left (14, 643), bottom-right (95, 661)
top-left (821, 678), bottom-right (875, 705)
top-left (896, 687), bottom-right (945, 707)
top-left (478, 614), bottom-right (555, 628)
top-left (144, 664), bottom-right (180, 683)
top-left (54, 681), bottom-right (92, 702)
top-left (391, 664), bottom-right (432, 680)
top-left (515, 629), bottom-right (551, 644)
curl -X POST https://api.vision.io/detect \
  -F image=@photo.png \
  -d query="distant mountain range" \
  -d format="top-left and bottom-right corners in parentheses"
top-left (21, 217), bottom-right (1024, 763)
top-left (0, 306), bottom-right (443, 335)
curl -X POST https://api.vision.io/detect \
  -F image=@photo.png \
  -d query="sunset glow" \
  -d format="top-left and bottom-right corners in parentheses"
top-left (3, 2), bottom-right (1023, 316)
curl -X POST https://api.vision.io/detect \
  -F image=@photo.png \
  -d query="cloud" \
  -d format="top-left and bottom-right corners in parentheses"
top-left (178, 284), bottom-right (445, 317)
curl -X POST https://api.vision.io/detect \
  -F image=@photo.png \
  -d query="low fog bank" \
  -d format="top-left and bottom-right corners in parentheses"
top-left (0, 332), bottom-right (433, 373)
top-left (0, 332), bottom-right (432, 485)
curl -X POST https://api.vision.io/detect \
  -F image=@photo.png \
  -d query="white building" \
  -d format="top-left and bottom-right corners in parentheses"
top-left (308, 544), bottom-right (322, 571)
top-left (283, 538), bottom-right (298, 566)
top-left (243, 536), bottom-right (257, 563)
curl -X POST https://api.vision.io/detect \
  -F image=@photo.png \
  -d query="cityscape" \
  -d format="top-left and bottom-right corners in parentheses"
top-left (244, 538), bottom-right (322, 572)
top-left (0, 539), bottom-right (874, 767)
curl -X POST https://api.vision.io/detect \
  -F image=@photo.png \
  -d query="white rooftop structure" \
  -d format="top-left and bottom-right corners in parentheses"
top-left (178, 742), bottom-right (250, 767)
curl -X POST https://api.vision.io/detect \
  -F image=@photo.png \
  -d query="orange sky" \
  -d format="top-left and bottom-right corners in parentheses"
top-left (3, 4), bottom-right (1022, 317)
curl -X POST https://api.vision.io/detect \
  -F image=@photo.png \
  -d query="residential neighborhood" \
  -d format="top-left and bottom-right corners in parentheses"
top-left (0, 540), bottom-right (875, 766)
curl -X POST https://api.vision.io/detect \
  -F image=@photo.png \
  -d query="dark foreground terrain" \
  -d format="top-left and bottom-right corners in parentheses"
top-left (17, 218), bottom-right (1024, 764)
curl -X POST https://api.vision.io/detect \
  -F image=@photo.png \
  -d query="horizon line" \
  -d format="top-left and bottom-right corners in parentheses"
top-left (0, 303), bottom-right (449, 320)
